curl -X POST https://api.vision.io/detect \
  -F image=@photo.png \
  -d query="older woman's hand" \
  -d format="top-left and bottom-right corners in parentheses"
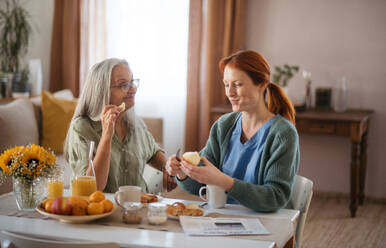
top-left (180, 157), bottom-right (234, 191)
top-left (100, 105), bottom-right (120, 140)
top-left (165, 155), bottom-right (186, 180)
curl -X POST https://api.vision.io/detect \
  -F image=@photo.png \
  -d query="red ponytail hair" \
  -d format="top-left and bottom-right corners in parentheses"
top-left (219, 50), bottom-right (295, 125)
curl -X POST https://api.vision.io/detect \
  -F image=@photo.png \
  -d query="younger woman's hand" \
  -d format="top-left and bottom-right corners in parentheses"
top-left (165, 155), bottom-right (186, 180)
top-left (180, 157), bottom-right (234, 191)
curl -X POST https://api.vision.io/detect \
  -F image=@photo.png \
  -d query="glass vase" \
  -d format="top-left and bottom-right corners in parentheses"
top-left (13, 177), bottom-right (46, 211)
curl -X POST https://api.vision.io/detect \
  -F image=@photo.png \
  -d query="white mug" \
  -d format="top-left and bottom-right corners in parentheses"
top-left (199, 185), bottom-right (227, 209)
top-left (114, 185), bottom-right (141, 208)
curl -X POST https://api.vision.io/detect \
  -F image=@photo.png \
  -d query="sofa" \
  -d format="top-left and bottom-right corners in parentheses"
top-left (0, 90), bottom-right (165, 194)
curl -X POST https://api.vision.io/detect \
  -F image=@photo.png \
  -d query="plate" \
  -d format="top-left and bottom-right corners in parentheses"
top-left (36, 205), bottom-right (117, 223)
top-left (167, 214), bottom-right (180, 220)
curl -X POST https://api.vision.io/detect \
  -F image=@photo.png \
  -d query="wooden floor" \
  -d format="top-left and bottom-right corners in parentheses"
top-left (302, 195), bottom-right (386, 248)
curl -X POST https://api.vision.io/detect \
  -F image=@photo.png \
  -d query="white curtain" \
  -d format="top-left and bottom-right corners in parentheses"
top-left (105, 0), bottom-right (189, 155)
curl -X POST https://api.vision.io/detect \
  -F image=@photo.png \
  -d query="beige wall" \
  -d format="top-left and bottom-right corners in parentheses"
top-left (24, 0), bottom-right (54, 91)
top-left (245, 0), bottom-right (386, 198)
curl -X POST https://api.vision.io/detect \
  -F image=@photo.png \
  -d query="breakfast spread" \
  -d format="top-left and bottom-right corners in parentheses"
top-left (182, 151), bottom-right (201, 166)
top-left (166, 202), bottom-right (204, 217)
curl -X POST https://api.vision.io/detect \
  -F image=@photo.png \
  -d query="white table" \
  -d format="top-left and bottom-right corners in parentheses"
top-left (0, 215), bottom-right (275, 248)
top-left (0, 190), bottom-right (298, 248)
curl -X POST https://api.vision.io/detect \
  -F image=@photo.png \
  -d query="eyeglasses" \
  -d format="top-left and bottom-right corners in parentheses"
top-left (110, 79), bottom-right (140, 91)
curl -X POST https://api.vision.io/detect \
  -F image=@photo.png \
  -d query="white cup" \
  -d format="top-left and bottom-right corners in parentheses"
top-left (114, 185), bottom-right (141, 208)
top-left (199, 185), bottom-right (227, 209)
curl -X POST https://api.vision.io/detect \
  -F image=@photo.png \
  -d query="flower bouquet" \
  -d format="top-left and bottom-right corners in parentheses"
top-left (0, 144), bottom-right (57, 210)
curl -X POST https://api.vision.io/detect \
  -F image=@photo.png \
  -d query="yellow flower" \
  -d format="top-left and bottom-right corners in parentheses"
top-left (0, 145), bottom-right (56, 180)
top-left (0, 149), bottom-right (13, 175)
top-left (0, 146), bottom-right (24, 175)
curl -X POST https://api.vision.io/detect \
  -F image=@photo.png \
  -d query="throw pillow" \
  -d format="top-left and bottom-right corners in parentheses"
top-left (0, 99), bottom-right (39, 152)
top-left (41, 91), bottom-right (77, 154)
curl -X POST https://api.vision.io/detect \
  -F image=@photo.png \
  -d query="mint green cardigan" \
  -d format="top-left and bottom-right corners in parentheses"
top-left (177, 112), bottom-right (299, 212)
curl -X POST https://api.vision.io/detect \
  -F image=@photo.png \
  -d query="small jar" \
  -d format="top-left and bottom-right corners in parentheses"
top-left (122, 202), bottom-right (142, 224)
top-left (147, 203), bottom-right (167, 225)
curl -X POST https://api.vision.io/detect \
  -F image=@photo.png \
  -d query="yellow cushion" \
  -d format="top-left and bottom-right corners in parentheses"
top-left (41, 91), bottom-right (77, 154)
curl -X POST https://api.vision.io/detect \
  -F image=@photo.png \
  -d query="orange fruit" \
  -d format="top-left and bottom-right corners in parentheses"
top-left (41, 198), bottom-right (50, 209)
top-left (101, 199), bottom-right (113, 213)
top-left (89, 191), bottom-right (105, 203)
top-left (87, 202), bottom-right (104, 215)
top-left (68, 196), bottom-right (88, 216)
top-left (45, 199), bottom-right (54, 213)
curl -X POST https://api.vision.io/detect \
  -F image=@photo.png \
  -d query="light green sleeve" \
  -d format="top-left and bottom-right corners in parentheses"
top-left (67, 117), bottom-right (98, 180)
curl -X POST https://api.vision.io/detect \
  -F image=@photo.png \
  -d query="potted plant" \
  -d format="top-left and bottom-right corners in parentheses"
top-left (0, 0), bottom-right (33, 96)
top-left (271, 64), bottom-right (299, 88)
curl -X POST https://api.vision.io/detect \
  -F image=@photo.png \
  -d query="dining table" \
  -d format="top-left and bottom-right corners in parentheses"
top-left (0, 188), bottom-right (299, 248)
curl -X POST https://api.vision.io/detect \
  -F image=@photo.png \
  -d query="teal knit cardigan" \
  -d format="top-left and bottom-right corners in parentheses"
top-left (177, 112), bottom-right (300, 212)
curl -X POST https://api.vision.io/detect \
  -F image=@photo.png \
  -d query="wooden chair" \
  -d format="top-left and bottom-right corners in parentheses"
top-left (0, 230), bottom-right (120, 248)
top-left (290, 175), bottom-right (313, 248)
top-left (142, 117), bottom-right (177, 192)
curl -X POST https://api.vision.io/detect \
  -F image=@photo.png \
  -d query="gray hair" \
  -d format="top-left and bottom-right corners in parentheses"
top-left (64, 58), bottom-right (136, 160)
top-left (75, 58), bottom-right (130, 120)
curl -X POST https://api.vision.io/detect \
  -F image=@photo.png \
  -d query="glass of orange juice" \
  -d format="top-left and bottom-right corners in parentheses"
top-left (46, 167), bottom-right (64, 199)
top-left (46, 178), bottom-right (64, 199)
top-left (72, 176), bottom-right (97, 197)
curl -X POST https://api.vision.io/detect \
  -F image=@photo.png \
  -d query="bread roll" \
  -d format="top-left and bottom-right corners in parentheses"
top-left (182, 151), bottom-right (200, 166)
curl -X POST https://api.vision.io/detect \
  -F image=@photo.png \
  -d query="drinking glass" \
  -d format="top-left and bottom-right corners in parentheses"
top-left (46, 167), bottom-right (64, 199)
top-left (147, 203), bottom-right (167, 225)
top-left (72, 176), bottom-right (97, 197)
top-left (46, 178), bottom-right (64, 199)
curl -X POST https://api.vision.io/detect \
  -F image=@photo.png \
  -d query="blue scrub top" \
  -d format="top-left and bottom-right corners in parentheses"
top-left (222, 115), bottom-right (276, 204)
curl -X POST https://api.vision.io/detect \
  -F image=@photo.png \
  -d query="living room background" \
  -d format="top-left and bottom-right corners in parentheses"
top-left (16, 0), bottom-right (386, 199)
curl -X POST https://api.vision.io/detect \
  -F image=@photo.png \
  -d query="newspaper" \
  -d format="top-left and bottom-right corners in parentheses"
top-left (179, 216), bottom-right (271, 236)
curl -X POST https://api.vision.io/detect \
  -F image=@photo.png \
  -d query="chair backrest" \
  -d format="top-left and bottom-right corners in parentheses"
top-left (142, 117), bottom-right (163, 147)
top-left (290, 175), bottom-right (313, 248)
top-left (0, 230), bottom-right (120, 248)
top-left (141, 117), bottom-right (164, 193)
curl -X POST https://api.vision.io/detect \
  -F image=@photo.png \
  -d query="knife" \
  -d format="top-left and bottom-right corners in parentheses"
top-left (175, 148), bottom-right (181, 162)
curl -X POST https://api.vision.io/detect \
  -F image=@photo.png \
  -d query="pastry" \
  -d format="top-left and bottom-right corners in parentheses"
top-left (141, 192), bottom-right (158, 203)
top-left (166, 202), bottom-right (203, 217)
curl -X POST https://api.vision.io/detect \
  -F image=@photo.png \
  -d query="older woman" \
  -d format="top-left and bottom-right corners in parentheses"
top-left (166, 50), bottom-right (300, 212)
top-left (65, 58), bottom-right (166, 193)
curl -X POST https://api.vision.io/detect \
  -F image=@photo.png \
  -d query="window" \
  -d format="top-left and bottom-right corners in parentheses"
top-left (105, 0), bottom-right (189, 154)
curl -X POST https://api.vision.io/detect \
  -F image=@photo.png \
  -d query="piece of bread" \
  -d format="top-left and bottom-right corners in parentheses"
top-left (185, 203), bottom-right (199, 209)
top-left (141, 192), bottom-right (158, 203)
top-left (182, 151), bottom-right (200, 166)
top-left (118, 102), bottom-right (125, 112)
top-left (183, 208), bottom-right (204, 216)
